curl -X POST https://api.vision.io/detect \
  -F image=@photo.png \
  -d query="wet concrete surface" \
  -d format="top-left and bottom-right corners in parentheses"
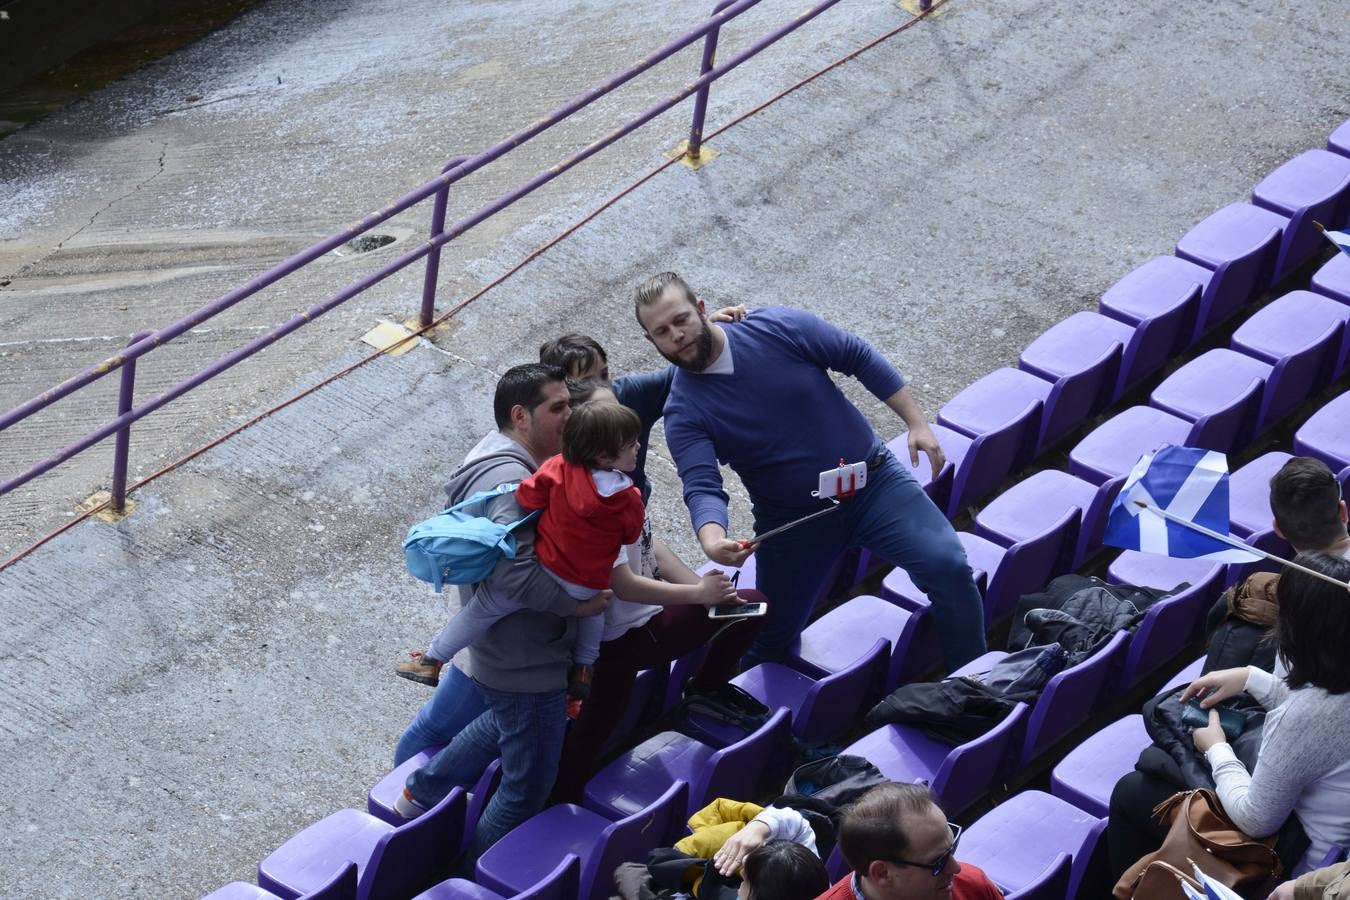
top-left (1, 0), bottom-right (1349, 895)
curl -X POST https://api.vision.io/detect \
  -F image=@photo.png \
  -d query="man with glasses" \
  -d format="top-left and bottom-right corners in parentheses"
top-left (817, 783), bottom-right (1000, 900)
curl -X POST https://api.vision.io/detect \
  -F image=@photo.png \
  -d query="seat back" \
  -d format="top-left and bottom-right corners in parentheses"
top-left (1187, 373), bottom-right (1265, 453)
top-left (985, 509), bottom-right (1078, 623)
top-left (1002, 852), bottom-right (1071, 900)
top-left (361, 787), bottom-right (467, 899)
top-left (1117, 567), bottom-right (1223, 690)
top-left (695, 708), bottom-right (791, 814)
top-left (464, 759), bottom-right (504, 850)
top-left (300, 862), bottom-right (358, 900)
top-left (948, 398), bottom-right (1042, 516)
top-left (517, 854), bottom-right (581, 900)
top-left (825, 844), bottom-right (850, 883)
top-left (1117, 303), bottom-right (1192, 394)
top-left (1071, 475), bottom-right (1124, 570)
top-left (582, 781), bottom-right (688, 900)
top-left (1190, 225), bottom-right (1283, 340)
top-left (1036, 342), bottom-right (1119, 452)
top-left (1021, 631), bottom-right (1129, 765)
top-left (931, 702), bottom-right (1028, 815)
top-left (1256, 317), bottom-right (1342, 430)
top-left (795, 638), bottom-right (889, 742)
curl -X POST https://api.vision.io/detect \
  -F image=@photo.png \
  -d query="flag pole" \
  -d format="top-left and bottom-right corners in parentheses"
top-left (1133, 500), bottom-right (1350, 590)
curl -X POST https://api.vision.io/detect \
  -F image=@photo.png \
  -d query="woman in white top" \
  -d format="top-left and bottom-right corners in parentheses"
top-left (1184, 552), bottom-right (1350, 876)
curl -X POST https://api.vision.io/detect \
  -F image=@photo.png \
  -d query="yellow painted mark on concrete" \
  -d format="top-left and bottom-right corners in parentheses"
top-left (666, 140), bottom-right (720, 170)
top-left (402, 315), bottom-right (457, 342)
top-left (80, 489), bottom-right (135, 523)
top-left (897, 0), bottom-right (949, 17)
top-left (361, 320), bottom-right (418, 357)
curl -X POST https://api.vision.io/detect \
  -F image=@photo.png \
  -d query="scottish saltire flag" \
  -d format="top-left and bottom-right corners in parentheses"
top-left (1322, 226), bottom-right (1350, 260)
top-left (1179, 865), bottom-right (1244, 900)
top-left (1102, 445), bottom-right (1261, 562)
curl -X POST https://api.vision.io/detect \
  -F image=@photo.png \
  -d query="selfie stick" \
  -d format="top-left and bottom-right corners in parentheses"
top-left (1133, 500), bottom-right (1350, 590)
top-left (738, 501), bottom-right (841, 549)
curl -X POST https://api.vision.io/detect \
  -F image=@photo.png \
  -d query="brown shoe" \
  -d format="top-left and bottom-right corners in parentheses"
top-left (395, 651), bottom-right (443, 687)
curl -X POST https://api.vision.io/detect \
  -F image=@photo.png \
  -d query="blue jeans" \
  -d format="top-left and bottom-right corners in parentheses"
top-left (405, 680), bottom-right (567, 863)
top-left (394, 665), bottom-right (488, 766)
top-left (747, 447), bottom-right (986, 672)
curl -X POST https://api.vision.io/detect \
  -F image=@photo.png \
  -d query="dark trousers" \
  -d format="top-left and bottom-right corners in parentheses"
top-left (1107, 769), bottom-right (1179, 883)
top-left (550, 590), bottom-right (766, 804)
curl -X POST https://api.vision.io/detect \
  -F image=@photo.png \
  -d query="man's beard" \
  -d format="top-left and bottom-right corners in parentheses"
top-left (661, 321), bottom-right (716, 372)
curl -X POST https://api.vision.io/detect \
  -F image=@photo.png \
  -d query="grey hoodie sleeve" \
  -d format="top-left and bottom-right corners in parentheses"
top-left (471, 461), bottom-right (579, 619)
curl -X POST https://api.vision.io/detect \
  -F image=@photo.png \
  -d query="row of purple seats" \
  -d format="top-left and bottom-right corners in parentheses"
top-left (909, 140), bottom-right (1350, 526)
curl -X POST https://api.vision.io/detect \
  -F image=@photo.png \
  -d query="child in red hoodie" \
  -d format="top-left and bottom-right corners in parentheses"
top-left (393, 402), bottom-right (643, 700)
top-left (517, 400), bottom-right (646, 700)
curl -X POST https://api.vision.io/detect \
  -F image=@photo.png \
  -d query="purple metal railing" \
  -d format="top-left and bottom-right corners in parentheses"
top-left (0, 0), bottom-right (902, 511)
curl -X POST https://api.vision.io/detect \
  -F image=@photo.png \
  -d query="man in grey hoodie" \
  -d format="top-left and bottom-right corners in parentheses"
top-left (395, 363), bottom-right (609, 863)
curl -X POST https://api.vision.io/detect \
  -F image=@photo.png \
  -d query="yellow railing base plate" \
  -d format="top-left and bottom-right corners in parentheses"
top-left (666, 140), bottom-right (719, 170)
top-left (360, 320), bottom-right (418, 357)
top-left (80, 490), bottom-right (135, 523)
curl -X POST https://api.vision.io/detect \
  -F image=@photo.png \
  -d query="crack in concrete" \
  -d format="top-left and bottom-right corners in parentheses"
top-left (1, 140), bottom-right (169, 283)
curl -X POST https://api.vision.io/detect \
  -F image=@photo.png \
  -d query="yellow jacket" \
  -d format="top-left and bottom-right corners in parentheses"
top-left (673, 798), bottom-right (765, 895)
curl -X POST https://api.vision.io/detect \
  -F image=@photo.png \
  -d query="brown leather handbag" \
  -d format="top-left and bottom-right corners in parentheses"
top-left (1112, 789), bottom-right (1282, 899)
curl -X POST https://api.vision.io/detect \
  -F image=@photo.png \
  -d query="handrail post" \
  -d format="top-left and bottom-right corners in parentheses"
top-left (419, 155), bottom-right (471, 328)
top-left (110, 331), bottom-right (150, 513)
top-left (686, 2), bottom-right (734, 161)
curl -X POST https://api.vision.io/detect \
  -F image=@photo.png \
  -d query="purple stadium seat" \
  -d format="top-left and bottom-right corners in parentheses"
top-left (1148, 350), bottom-right (1268, 451)
top-left (205, 864), bottom-right (357, 900)
top-left (1107, 551), bottom-right (1226, 641)
top-left (1050, 715), bottom-right (1147, 818)
top-left (1068, 406), bottom-right (1195, 486)
top-left (880, 531), bottom-right (995, 612)
top-left (258, 788), bottom-right (467, 900)
top-left (1235, 290), bottom-right (1350, 389)
top-left (1175, 203), bottom-right (1288, 340)
top-left (1020, 311), bottom-right (1134, 430)
top-left (790, 594), bottom-right (928, 692)
top-left (475, 781), bottom-right (687, 900)
top-left (1051, 656), bottom-right (1203, 818)
top-left (825, 844), bottom-right (849, 883)
top-left (884, 429), bottom-right (955, 511)
top-left (1099, 256), bottom-right (1210, 362)
top-left (1294, 391), bottom-right (1350, 471)
top-left (1228, 451), bottom-right (1292, 540)
top-left (973, 469), bottom-right (1110, 571)
top-left (203, 886), bottom-right (284, 900)
top-left (370, 758), bottom-right (501, 854)
top-left (1332, 118), bottom-right (1350, 159)
top-left (1252, 150), bottom-right (1350, 276)
top-left (953, 632), bottom-right (1129, 766)
top-left (691, 639), bottom-right (888, 744)
top-left (848, 431), bottom-right (964, 581)
top-left (1114, 577), bottom-right (1220, 690)
top-left (368, 748), bottom-right (441, 825)
top-left (936, 374), bottom-right (1044, 510)
top-left (960, 790), bottom-right (1106, 900)
top-left (1002, 853), bottom-right (1072, 900)
top-left (899, 514), bottom-right (1074, 624)
top-left (414, 854), bottom-right (579, 900)
top-left (1311, 253), bottom-right (1350, 306)
top-left (1320, 846), bottom-right (1350, 867)
top-left (581, 708), bottom-right (790, 820)
top-left (842, 703), bottom-right (1028, 815)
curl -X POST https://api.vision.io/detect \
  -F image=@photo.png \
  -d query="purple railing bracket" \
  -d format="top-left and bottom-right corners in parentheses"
top-left (686, 0), bottom-right (740, 162)
top-left (110, 331), bottom-right (151, 514)
top-left (419, 155), bottom-right (473, 327)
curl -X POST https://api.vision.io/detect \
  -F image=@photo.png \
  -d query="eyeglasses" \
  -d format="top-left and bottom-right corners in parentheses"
top-left (885, 823), bottom-right (962, 877)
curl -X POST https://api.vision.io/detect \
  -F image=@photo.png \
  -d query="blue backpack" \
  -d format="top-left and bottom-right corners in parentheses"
top-left (403, 482), bottom-right (541, 592)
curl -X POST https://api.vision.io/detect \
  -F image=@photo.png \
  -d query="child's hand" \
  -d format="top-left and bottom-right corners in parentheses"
top-left (696, 570), bottom-right (740, 606)
top-left (575, 590), bottom-right (612, 617)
